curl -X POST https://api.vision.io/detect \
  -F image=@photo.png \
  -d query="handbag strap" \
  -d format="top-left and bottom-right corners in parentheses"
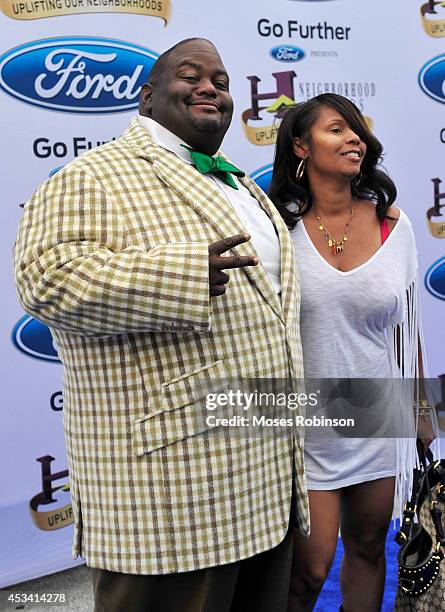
top-left (395, 444), bottom-right (445, 546)
top-left (418, 443), bottom-right (445, 547)
top-left (395, 466), bottom-right (423, 545)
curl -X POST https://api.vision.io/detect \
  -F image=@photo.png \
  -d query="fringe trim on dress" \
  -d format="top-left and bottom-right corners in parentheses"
top-left (387, 275), bottom-right (440, 521)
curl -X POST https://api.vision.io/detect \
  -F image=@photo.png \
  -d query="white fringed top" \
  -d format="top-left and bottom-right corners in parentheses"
top-left (292, 208), bottom-right (436, 518)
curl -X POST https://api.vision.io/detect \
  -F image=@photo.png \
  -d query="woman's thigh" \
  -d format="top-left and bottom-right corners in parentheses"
top-left (292, 489), bottom-right (342, 574)
top-left (340, 477), bottom-right (395, 559)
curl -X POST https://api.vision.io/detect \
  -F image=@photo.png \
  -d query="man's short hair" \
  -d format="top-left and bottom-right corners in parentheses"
top-left (148, 37), bottom-right (215, 86)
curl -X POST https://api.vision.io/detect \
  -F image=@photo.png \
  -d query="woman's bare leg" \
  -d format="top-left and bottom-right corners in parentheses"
top-left (287, 490), bottom-right (341, 611)
top-left (340, 477), bottom-right (395, 612)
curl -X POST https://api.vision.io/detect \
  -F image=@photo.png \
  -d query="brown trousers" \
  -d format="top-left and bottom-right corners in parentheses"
top-left (92, 526), bottom-right (294, 612)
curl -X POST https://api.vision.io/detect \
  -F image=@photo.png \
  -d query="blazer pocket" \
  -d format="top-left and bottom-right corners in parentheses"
top-left (132, 360), bottom-right (229, 456)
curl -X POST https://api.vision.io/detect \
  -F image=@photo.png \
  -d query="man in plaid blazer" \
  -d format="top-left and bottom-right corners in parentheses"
top-left (14, 38), bottom-right (308, 611)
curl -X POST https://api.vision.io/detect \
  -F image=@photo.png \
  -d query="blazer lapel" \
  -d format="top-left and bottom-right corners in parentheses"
top-left (238, 174), bottom-right (298, 326)
top-left (123, 119), bottom-right (284, 321)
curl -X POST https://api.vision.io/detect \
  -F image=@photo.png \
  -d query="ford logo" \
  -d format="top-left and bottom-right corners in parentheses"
top-left (419, 54), bottom-right (445, 104)
top-left (270, 45), bottom-right (305, 63)
top-left (49, 166), bottom-right (63, 177)
top-left (11, 315), bottom-right (61, 362)
top-left (0, 37), bottom-right (158, 113)
top-left (425, 257), bottom-right (445, 300)
top-left (251, 164), bottom-right (273, 193)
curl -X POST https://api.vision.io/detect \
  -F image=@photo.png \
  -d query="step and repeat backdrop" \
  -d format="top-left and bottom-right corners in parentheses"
top-left (1, 0), bottom-right (444, 587)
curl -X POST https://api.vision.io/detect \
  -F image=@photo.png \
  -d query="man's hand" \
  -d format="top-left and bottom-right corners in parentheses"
top-left (208, 233), bottom-right (258, 297)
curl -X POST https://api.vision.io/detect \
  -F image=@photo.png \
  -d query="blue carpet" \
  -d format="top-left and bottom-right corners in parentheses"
top-left (315, 525), bottom-right (399, 611)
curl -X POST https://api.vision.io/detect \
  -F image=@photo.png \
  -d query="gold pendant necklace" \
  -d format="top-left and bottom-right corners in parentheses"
top-left (314, 203), bottom-right (355, 255)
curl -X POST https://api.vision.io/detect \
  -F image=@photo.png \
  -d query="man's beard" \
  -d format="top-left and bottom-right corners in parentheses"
top-left (189, 115), bottom-right (222, 133)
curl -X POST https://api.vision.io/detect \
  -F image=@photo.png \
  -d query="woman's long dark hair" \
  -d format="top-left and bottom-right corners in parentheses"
top-left (268, 93), bottom-right (397, 229)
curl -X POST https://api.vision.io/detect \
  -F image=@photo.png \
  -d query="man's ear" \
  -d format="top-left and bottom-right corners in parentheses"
top-left (139, 83), bottom-right (153, 117)
top-left (292, 137), bottom-right (308, 160)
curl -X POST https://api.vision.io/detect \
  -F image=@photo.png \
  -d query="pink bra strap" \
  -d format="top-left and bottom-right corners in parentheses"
top-left (380, 218), bottom-right (390, 244)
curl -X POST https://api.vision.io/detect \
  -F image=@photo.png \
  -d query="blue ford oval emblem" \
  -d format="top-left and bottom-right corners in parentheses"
top-left (425, 257), bottom-right (445, 300)
top-left (11, 315), bottom-right (60, 362)
top-left (419, 54), bottom-right (445, 104)
top-left (49, 166), bottom-right (63, 177)
top-left (251, 164), bottom-right (273, 193)
top-left (0, 37), bottom-right (158, 113)
top-left (270, 46), bottom-right (305, 63)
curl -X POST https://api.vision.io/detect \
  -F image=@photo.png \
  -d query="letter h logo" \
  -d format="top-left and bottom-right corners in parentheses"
top-left (430, 178), bottom-right (445, 218)
top-left (36, 455), bottom-right (69, 504)
top-left (247, 70), bottom-right (296, 120)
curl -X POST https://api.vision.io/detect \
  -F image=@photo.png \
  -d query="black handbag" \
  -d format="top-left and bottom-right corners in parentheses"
top-left (395, 442), bottom-right (445, 599)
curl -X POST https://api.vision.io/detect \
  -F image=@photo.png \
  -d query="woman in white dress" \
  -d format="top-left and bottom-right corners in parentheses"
top-left (269, 94), bottom-right (435, 611)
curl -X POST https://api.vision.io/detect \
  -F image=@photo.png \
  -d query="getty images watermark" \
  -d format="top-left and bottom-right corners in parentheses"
top-left (204, 388), bottom-right (356, 429)
top-left (189, 378), bottom-right (440, 438)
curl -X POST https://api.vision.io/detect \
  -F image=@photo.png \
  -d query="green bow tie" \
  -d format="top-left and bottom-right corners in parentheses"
top-left (181, 145), bottom-right (245, 190)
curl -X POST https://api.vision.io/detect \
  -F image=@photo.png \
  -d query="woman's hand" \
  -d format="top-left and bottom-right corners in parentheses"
top-left (417, 412), bottom-right (436, 450)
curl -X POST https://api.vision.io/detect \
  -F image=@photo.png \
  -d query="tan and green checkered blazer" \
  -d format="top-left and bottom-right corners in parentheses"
top-left (14, 118), bottom-right (308, 575)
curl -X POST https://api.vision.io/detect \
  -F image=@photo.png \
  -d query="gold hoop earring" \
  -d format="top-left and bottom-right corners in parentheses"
top-left (296, 158), bottom-right (306, 181)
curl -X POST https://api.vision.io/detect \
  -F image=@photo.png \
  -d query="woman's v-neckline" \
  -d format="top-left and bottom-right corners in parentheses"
top-left (300, 210), bottom-right (403, 276)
